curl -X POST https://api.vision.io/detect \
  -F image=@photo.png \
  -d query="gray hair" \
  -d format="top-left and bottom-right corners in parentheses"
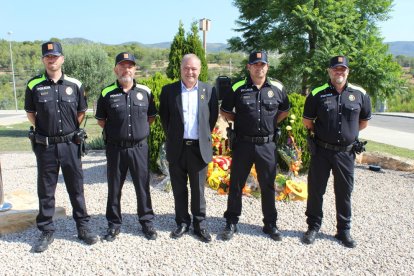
top-left (181, 53), bottom-right (201, 68)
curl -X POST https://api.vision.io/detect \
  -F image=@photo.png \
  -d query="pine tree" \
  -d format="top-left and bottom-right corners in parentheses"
top-left (185, 22), bottom-right (208, 81)
top-left (166, 21), bottom-right (187, 80)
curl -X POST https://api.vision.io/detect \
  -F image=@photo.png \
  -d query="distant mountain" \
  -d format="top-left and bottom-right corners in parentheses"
top-left (60, 38), bottom-right (228, 53)
top-left (386, 41), bottom-right (414, 57)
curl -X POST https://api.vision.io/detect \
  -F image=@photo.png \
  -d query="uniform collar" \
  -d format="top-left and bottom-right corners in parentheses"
top-left (116, 79), bottom-right (137, 92)
top-left (328, 80), bottom-right (349, 93)
top-left (246, 76), bottom-right (270, 89)
top-left (45, 71), bottom-right (64, 84)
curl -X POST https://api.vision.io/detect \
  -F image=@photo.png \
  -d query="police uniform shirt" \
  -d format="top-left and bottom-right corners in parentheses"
top-left (95, 80), bottom-right (157, 142)
top-left (303, 81), bottom-right (372, 145)
top-left (24, 73), bottom-right (87, 137)
top-left (221, 77), bottom-right (290, 136)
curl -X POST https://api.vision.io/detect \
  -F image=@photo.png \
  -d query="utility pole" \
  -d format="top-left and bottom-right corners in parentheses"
top-left (199, 18), bottom-right (211, 57)
top-left (7, 31), bottom-right (18, 111)
top-left (0, 160), bottom-right (12, 212)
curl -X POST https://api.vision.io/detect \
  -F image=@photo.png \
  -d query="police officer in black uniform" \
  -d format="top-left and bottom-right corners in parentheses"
top-left (219, 51), bottom-right (290, 241)
top-left (25, 41), bottom-right (98, 253)
top-left (302, 56), bottom-right (371, 248)
top-left (95, 52), bottom-right (158, 241)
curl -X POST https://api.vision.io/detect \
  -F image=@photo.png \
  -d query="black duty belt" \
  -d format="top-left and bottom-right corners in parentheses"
top-left (240, 134), bottom-right (274, 144)
top-left (35, 131), bottom-right (76, 145)
top-left (108, 138), bottom-right (147, 148)
top-left (183, 139), bottom-right (199, 146)
top-left (315, 139), bottom-right (354, 152)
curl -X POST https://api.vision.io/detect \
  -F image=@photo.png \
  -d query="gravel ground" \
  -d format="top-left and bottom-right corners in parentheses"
top-left (0, 152), bottom-right (413, 275)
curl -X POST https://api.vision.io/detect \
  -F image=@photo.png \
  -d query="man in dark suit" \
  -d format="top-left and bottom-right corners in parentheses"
top-left (159, 53), bottom-right (218, 243)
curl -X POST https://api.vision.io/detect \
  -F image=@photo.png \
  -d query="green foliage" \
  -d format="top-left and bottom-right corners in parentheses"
top-left (87, 136), bottom-right (105, 150)
top-left (63, 44), bottom-right (113, 102)
top-left (140, 72), bottom-right (175, 171)
top-left (166, 21), bottom-right (208, 81)
top-left (387, 86), bottom-right (414, 112)
top-left (278, 93), bottom-right (310, 171)
top-left (229, 0), bottom-right (402, 100)
top-left (186, 22), bottom-right (208, 81)
top-left (166, 21), bottom-right (186, 80)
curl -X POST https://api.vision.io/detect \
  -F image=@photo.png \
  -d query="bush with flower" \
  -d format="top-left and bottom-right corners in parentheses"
top-left (207, 126), bottom-right (251, 195)
top-left (276, 114), bottom-right (308, 202)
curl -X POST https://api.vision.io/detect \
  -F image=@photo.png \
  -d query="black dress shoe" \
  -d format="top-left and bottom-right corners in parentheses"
top-left (335, 231), bottom-right (356, 248)
top-left (302, 229), bottom-right (318, 245)
top-left (34, 231), bottom-right (54, 253)
top-left (142, 225), bottom-right (158, 240)
top-left (263, 225), bottom-right (282, 241)
top-left (78, 227), bottom-right (99, 245)
top-left (103, 227), bottom-right (120, 242)
top-left (171, 224), bottom-right (189, 239)
top-left (194, 229), bottom-right (212, 243)
top-left (220, 223), bottom-right (237, 241)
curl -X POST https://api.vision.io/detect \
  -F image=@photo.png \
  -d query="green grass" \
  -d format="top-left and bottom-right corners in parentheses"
top-left (1, 117), bottom-right (414, 161)
top-left (365, 140), bottom-right (414, 159)
top-left (0, 113), bottom-right (103, 152)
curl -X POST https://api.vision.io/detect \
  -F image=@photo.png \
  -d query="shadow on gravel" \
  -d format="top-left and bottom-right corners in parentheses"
top-left (1, 212), bottom-right (317, 246)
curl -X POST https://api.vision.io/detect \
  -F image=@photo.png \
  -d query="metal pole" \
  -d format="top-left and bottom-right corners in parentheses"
top-left (8, 31), bottom-right (18, 111)
top-left (203, 30), bottom-right (207, 58)
top-left (0, 160), bottom-right (13, 212)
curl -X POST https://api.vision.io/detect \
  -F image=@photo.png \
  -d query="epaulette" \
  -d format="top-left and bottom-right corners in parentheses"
top-left (348, 83), bottom-right (367, 95)
top-left (135, 83), bottom-right (151, 94)
top-left (27, 74), bottom-right (46, 90)
top-left (64, 75), bottom-right (82, 89)
top-left (269, 78), bottom-right (284, 91)
top-left (101, 83), bottom-right (118, 97)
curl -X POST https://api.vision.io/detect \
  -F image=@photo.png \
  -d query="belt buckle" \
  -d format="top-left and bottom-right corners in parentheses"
top-left (185, 140), bottom-right (193, 146)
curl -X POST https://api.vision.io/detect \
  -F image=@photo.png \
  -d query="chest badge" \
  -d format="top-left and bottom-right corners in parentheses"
top-left (137, 92), bottom-right (143, 100)
top-left (267, 90), bottom-right (274, 98)
top-left (349, 95), bottom-right (355, 101)
top-left (201, 94), bottom-right (205, 100)
top-left (65, 87), bottom-right (73, 95)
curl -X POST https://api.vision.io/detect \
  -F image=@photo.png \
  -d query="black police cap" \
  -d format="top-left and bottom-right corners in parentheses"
top-left (329, 55), bottom-right (349, 68)
top-left (115, 52), bottom-right (136, 66)
top-left (248, 51), bottom-right (268, 64)
top-left (42, 41), bottom-right (63, 57)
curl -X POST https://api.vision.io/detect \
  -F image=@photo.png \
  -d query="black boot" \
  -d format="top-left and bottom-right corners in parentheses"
top-left (78, 227), bottom-right (99, 245)
top-left (34, 231), bottom-right (54, 253)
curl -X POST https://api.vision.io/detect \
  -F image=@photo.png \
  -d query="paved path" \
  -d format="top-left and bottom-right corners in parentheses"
top-left (1, 110), bottom-right (413, 150)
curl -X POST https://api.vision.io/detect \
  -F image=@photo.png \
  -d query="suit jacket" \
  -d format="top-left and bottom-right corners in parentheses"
top-left (159, 81), bottom-right (218, 164)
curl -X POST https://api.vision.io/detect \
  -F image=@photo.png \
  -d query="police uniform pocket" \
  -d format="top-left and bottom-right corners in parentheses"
top-left (343, 104), bottom-right (360, 121)
top-left (133, 99), bottom-right (148, 117)
top-left (263, 99), bottom-right (279, 115)
top-left (109, 98), bottom-right (125, 109)
top-left (36, 95), bottom-right (53, 103)
top-left (61, 95), bottom-right (76, 103)
top-left (240, 98), bottom-right (256, 113)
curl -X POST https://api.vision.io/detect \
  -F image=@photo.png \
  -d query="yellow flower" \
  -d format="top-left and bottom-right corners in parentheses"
top-left (290, 114), bottom-right (296, 120)
top-left (289, 119), bottom-right (295, 124)
top-left (286, 126), bottom-right (292, 131)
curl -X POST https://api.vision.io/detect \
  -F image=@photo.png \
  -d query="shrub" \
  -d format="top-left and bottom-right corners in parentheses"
top-left (278, 93), bottom-right (310, 172)
top-left (140, 73), bottom-right (175, 172)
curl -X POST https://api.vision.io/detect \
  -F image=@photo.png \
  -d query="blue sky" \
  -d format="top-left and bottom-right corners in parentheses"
top-left (1, 0), bottom-right (412, 44)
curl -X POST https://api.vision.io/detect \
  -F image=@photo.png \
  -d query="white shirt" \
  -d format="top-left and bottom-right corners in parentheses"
top-left (181, 81), bottom-right (199, 139)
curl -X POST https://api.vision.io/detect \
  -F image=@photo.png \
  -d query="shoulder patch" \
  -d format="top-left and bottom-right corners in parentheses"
top-left (64, 75), bottom-right (82, 89)
top-left (28, 74), bottom-right (47, 90)
top-left (232, 79), bottom-right (246, 92)
top-left (135, 83), bottom-right (151, 94)
top-left (311, 83), bottom-right (329, 96)
top-left (269, 79), bottom-right (284, 91)
top-left (101, 83), bottom-right (118, 97)
top-left (348, 83), bottom-right (367, 95)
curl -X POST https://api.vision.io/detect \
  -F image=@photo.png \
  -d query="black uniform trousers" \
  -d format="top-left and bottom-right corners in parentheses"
top-left (106, 141), bottom-right (154, 229)
top-left (306, 146), bottom-right (355, 232)
top-left (224, 141), bottom-right (277, 225)
top-left (168, 142), bottom-right (207, 230)
top-left (34, 142), bottom-right (89, 232)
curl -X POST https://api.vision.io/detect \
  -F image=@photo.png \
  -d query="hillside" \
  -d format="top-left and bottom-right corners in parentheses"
top-left (386, 41), bottom-right (414, 57)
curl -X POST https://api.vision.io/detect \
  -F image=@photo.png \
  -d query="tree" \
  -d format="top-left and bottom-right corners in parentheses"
top-left (186, 22), bottom-right (208, 81)
top-left (229, 0), bottom-right (403, 102)
top-left (166, 21), bottom-right (208, 81)
top-left (166, 21), bottom-right (187, 80)
top-left (63, 44), bottom-right (113, 103)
